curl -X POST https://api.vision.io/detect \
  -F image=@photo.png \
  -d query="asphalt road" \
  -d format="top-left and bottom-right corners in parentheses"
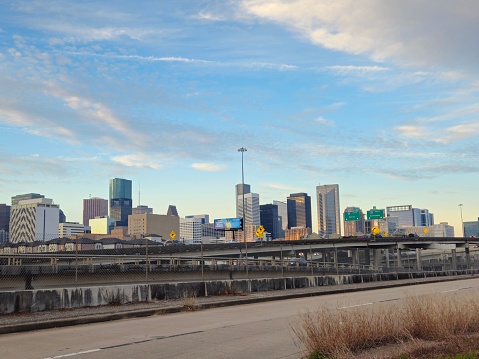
top-left (2, 277), bottom-right (479, 359)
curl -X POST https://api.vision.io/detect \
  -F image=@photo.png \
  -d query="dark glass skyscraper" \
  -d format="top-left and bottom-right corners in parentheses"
top-left (260, 204), bottom-right (281, 239)
top-left (287, 193), bottom-right (312, 230)
top-left (109, 178), bottom-right (132, 227)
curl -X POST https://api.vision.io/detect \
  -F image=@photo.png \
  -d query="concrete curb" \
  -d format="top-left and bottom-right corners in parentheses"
top-left (0, 275), bottom-right (470, 335)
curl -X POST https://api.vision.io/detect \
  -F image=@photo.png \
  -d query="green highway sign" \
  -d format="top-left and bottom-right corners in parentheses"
top-left (367, 208), bottom-right (385, 220)
top-left (344, 210), bottom-right (361, 222)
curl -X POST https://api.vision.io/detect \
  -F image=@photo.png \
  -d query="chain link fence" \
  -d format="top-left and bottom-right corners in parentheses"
top-left (0, 236), bottom-right (477, 291)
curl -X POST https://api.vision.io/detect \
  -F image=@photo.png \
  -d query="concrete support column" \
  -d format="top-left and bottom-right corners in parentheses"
top-left (373, 249), bottom-right (381, 269)
top-left (385, 249), bottom-right (390, 269)
top-left (396, 246), bottom-right (402, 268)
top-left (465, 245), bottom-right (471, 270)
top-left (352, 249), bottom-right (359, 266)
top-left (333, 249), bottom-right (338, 269)
top-left (451, 249), bottom-right (457, 270)
top-left (364, 249), bottom-right (371, 269)
top-left (416, 249), bottom-right (422, 271)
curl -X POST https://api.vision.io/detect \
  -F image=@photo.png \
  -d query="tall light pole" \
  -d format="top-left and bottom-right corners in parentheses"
top-left (238, 147), bottom-right (249, 278)
top-left (459, 204), bottom-right (464, 237)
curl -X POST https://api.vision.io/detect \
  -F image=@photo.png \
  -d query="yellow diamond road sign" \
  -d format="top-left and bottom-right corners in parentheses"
top-left (169, 231), bottom-right (176, 240)
top-left (372, 226), bottom-right (381, 235)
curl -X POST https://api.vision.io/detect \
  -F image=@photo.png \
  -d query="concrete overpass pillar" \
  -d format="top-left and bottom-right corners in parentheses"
top-left (396, 246), bottom-right (402, 268)
top-left (373, 249), bottom-right (381, 269)
top-left (416, 249), bottom-right (422, 271)
top-left (364, 249), bottom-right (371, 269)
top-left (385, 249), bottom-right (390, 269)
top-left (351, 249), bottom-right (359, 266)
top-left (451, 249), bottom-right (457, 270)
top-left (333, 249), bottom-right (338, 269)
top-left (465, 245), bottom-right (471, 270)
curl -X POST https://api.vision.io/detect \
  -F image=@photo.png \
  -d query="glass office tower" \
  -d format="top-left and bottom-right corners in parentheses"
top-left (109, 178), bottom-right (132, 227)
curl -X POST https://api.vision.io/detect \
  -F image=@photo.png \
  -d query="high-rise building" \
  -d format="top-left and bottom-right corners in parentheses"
top-left (316, 184), bottom-right (341, 236)
top-left (109, 178), bottom-right (132, 227)
top-left (386, 205), bottom-right (422, 227)
top-left (287, 193), bottom-right (312, 229)
top-left (133, 205), bottom-right (153, 215)
top-left (180, 217), bottom-right (203, 244)
top-left (83, 197), bottom-right (108, 226)
top-left (260, 204), bottom-right (281, 240)
top-left (235, 183), bottom-right (251, 218)
top-left (59, 222), bottom-right (85, 237)
top-left (343, 207), bottom-right (365, 236)
top-left (9, 198), bottom-right (60, 243)
top-left (464, 218), bottom-right (479, 238)
top-left (185, 214), bottom-right (209, 224)
top-left (0, 203), bottom-right (11, 234)
top-left (167, 205), bottom-right (179, 216)
top-left (420, 209), bottom-right (434, 226)
top-left (273, 200), bottom-right (288, 232)
top-left (11, 193), bottom-right (44, 206)
top-left (237, 192), bottom-right (261, 225)
top-left (128, 213), bottom-right (179, 240)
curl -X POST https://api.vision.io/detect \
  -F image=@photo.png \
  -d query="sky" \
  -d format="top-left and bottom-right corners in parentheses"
top-left (0, 0), bottom-right (478, 235)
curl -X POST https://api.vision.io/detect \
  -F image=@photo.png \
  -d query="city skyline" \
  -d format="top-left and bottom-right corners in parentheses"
top-left (0, 1), bottom-right (478, 234)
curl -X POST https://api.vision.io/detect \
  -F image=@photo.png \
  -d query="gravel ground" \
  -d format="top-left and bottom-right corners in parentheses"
top-left (0, 275), bottom-right (471, 328)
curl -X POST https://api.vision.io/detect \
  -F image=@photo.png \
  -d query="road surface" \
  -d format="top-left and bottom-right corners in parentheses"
top-left (2, 277), bottom-right (479, 359)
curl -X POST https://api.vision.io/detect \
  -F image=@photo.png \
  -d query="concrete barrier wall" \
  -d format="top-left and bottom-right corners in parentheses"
top-left (0, 271), bottom-right (468, 315)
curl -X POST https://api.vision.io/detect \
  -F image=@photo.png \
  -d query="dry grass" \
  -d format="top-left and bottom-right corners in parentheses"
top-left (292, 291), bottom-right (479, 359)
top-left (182, 292), bottom-right (199, 311)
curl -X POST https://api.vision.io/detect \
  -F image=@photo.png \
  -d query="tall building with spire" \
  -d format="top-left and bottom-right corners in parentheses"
top-left (109, 178), bottom-right (132, 227)
top-left (316, 184), bottom-right (341, 236)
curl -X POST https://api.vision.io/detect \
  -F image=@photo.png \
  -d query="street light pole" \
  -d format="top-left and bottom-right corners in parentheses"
top-left (459, 204), bottom-right (464, 237)
top-left (238, 147), bottom-right (249, 278)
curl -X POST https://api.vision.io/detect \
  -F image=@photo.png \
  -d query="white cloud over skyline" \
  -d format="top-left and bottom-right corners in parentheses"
top-left (0, 0), bottom-right (477, 233)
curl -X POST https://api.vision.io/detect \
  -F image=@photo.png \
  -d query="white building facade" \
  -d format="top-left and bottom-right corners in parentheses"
top-left (180, 217), bottom-right (203, 244)
top-left (9, 198), bottom-right (60, 243)
top-left (59, 222), bottom-right (85, 237)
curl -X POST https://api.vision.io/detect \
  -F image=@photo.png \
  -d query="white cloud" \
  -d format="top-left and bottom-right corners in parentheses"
top-left (315, 116), bottom-right (334, 126)
top-left (436, 122), bottom-right (479, 144)
top-left (326, 65), bottom-right (388, 76)
top-left (111, 153), bottom-right (163, 170)
top-left (240, 0), bottom-right (479, 72)
top-left (191, 163), bottom-right (226, 172)
top-left (395, 125), bottom-right (426, 138)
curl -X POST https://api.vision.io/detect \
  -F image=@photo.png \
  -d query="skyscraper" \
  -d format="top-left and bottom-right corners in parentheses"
top-left (11, 193), bottom-right (44, 206)
top-left (109, 178), bottom-right (132, 227)
top-left (316, 184), bottom-right (341, 235)
top-left (235, 183), bottom-right (251, 218)
top-left (287, 193), bottom-right (312, 229)
top-left (343, 206), bottom-right (365, 236)
top-left (9, 198), bottom-right (60, 243)
top-left (0, 203), bottom-right (11, 242)
top-left (167, 205), bottom-right (179, 216)
top-left (83, 197), bottom-right (108, 226)
top-left (237, 192), bottom-right (261, 225)
top-left (386, 205), bottom-right (421, 227)
top-left (260, 204), bottom-right (281, 240)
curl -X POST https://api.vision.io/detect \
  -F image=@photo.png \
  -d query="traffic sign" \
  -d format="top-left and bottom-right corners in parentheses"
top-left (371, 226), bottom-right (381, 235)
top-left (367, 207), bottom-right (385, 220)
top-left (344, 209), bottom-right (361, 222)
top-left (169, 231), bottom-right (176, 240)
top-left (256, 225), bottom-right (265, 238)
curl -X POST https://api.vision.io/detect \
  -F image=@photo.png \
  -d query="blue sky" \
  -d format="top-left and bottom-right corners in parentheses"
top-left (0, 0), bottom-right (478, 234)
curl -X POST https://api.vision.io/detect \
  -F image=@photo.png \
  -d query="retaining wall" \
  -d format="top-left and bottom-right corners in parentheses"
top-left (0, 271), bottom-right (466, 315)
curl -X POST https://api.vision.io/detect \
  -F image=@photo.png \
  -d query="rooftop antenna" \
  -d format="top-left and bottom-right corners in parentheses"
top-left (138, 182), bottom-right (141, 207)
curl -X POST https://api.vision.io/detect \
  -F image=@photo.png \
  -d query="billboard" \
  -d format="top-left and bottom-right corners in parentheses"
top-left (214, 218), bottom-right (242, 230)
